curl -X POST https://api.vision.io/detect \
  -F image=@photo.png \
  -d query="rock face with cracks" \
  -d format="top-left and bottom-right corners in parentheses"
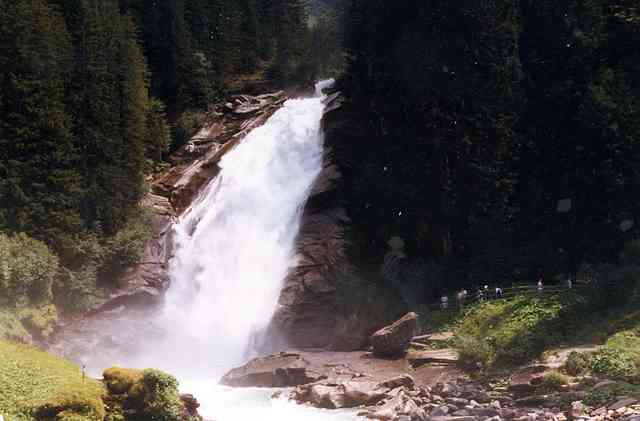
top-left (267, 90), bottom-right (407, 352)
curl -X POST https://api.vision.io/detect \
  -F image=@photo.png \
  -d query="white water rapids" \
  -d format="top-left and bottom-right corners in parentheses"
top-left (54, 80), bottom-right (360, 420)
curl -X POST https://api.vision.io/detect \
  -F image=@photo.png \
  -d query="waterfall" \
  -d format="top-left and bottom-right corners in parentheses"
top-left (136, 79), bottom-right (334, 378)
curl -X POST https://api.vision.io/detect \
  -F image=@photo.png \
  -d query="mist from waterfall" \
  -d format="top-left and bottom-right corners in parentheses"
top-left (130, 80), bottom-right (334, 379)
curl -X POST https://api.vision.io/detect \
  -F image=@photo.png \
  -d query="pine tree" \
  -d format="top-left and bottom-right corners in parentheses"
top-left (0, 0), bottom-right (83, 242)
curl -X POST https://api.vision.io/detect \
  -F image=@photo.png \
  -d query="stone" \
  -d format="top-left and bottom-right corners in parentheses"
top-left (501, 409), bottom-right (517, 419)
top-left (442, 383), bottom-right (459, 395)
top-left (447, 398), bottom-right (470, 406)
top-left (343, 381), bottom-right (388, 406)
top-left (379, 374), bottom-right (416, 390)
top-left (370, 312), bottom-right (418, 358)
top-left (468, 407), bottom-right (500, 417)
top-left (570, 401), bottom-right (584, 419)
top-left (309, 384), bottom-right (347, 409)
top-left (220, 352), bottom-right (325, 387)
top-left (431, 406), bottom-right (451, 417)
top-left (516, 395), bottom-right (558, 407)
top-left (610, 398), bottom-right (638, 411)
top-left (179, 394), bottom-right (202, 420)
top-left (294, 380), bottom-right (387, 409)
top-left (509, 372), bottom-right (541, 396)
top-left (453, 410), bottom-right (471, 416)
top-left (592, 380), bottom-right (617, 390)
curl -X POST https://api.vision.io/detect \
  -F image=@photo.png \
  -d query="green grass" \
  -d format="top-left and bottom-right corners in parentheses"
top-left (0, 340), bottom-right (104, 421)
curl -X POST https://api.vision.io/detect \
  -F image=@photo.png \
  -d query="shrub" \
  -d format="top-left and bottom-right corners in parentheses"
top-left (590, 348), bottom-right (637, 381)
top-left (454, 294), bottom-right (587, 368)
top-left (140, 369), bottom-right (183, 421)
top-left (0, 233), bottom-right (59, 305)
top-left (585, 382), bottom-right (640, 406)
top-left (56, 266), bottom-right (100, 314)
top-left (101, 210), bottom-right (152, 283)
top-left (455, 334), bottom-right (492, 369)
top-left (590, 331), bottom-right (640, 382)
top-left (562, 351), bottom-right (592, 376)
top-left (18, 304), bottom-right (58, 340)
top-left (102, 367), bottom-right (182, 421)
top-left (540, 370), bottom-right (570, 391)
top-left (172, 110), bottom-right (207, 151)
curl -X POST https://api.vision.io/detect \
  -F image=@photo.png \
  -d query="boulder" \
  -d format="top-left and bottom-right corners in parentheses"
top-left (299, 381), bottom-right (386, 409)
top-left (378, 374), bottom-right (415, 390)
top-left (609, 398), bottom-right (638, 411)
top-left (180, 394), bottom-right (202, 420)
top-left (370, 312), bottom-right (418, 358)
top-left (220, 352), bottom-right (326, 387)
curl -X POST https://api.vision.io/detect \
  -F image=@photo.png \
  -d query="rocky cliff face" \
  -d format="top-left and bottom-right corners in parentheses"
top-left (268, 92), bottom-right (406, 351)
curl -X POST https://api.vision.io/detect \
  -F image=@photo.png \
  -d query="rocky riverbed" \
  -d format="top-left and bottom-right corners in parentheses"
top-left (219, 313), bottom-right (640, 421)
top-left (220, 349), bottom-right (640, 421)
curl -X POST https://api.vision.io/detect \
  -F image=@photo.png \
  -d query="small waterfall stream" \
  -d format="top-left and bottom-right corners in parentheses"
top-left (52, 80), bottom-right (360, 420)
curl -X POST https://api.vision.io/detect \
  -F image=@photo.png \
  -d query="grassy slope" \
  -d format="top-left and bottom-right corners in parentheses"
top-left (0, 340), bottom-right (104, 421)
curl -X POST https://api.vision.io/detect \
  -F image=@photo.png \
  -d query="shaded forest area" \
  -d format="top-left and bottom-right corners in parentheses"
top-left (0, 0), bottom-right (343, 317)
top-left (335, 0), bottom-right (640, 298)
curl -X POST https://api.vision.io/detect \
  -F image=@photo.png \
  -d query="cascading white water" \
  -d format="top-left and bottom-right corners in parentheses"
top-left (148, 80), bottom-right (333, 378)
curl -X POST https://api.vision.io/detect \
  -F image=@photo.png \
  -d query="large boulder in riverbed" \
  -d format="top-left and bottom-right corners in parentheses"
top-left (293, 380), bottom-right (389, 409)
top-left (370, 312), bottom-right (418, 358)
top-left (219, 352), bottom-right (326, 387)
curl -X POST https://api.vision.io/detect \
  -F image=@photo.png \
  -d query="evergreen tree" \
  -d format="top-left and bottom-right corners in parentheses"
top-left (0, 0), bottom-right (83, 242)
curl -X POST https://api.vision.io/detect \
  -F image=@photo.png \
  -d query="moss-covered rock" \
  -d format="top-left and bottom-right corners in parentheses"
top-left (103, 367), bottom-right (184, 421)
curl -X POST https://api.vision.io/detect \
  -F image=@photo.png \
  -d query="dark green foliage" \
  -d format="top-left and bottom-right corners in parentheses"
top-left (0, 233), bottom-right (58, 306)
top-left (339, 0), bottom-right (640, 292)
top-left (0, 0), bottom-right (82, 240)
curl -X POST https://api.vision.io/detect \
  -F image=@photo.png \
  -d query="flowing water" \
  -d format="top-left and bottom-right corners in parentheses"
top-left (51, 80), bottom-right (360, 420)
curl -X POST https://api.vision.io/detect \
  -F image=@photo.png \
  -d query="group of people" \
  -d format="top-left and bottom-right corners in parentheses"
top-left (440, 285), bottom-right (504, 309)
top-left (438, 275), bottom-right (577, 309)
